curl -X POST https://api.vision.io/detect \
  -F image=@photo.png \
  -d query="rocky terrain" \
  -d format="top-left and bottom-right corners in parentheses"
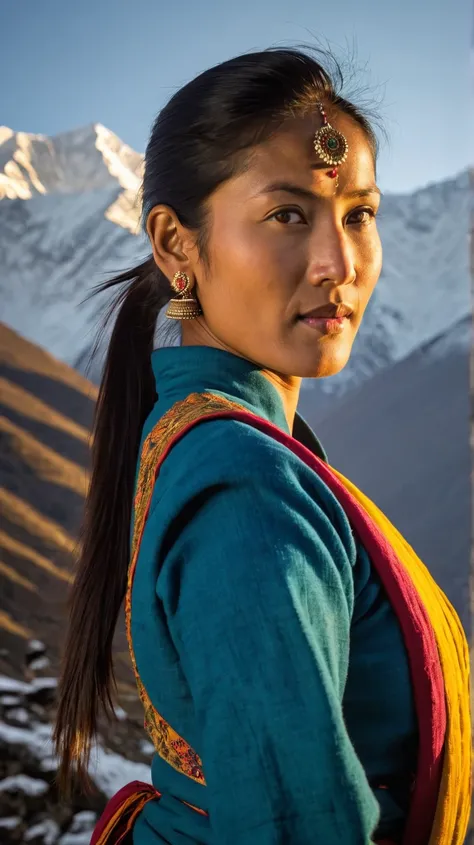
top-left (0, 637), bottom-right (155, 844)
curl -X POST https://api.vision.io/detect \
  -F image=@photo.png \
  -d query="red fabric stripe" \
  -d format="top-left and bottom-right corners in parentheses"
top-left (90, 782), bottom-right (159, 845)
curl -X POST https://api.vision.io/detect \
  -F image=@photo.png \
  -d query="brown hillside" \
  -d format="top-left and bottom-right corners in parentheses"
top-left (0, 322), bottom-right (139, 716)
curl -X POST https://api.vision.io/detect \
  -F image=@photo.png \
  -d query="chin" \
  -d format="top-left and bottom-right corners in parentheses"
top-left (295, 342), bottom-right (353, 380)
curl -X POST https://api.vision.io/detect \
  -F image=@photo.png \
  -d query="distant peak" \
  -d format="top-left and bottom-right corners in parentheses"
top-left (93, 123), bottom-right (143, 191)
top-left (0, 127), bottom-right (50, 147)
top-left (0, 127), bottom-right (14, 145)
top-left (0, 123), bottom-right (143, 219)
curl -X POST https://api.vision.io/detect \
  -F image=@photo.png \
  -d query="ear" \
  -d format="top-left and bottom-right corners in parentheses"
top-left (146, 205), bottom-right (195, 283)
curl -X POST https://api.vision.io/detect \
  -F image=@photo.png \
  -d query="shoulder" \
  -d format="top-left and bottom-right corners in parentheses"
top-left (157, 416), bottom-right (313, 495)
top-left (150, 417), bottom-right (357, 629)
top-left (150, 416), bottom-right (355, 561)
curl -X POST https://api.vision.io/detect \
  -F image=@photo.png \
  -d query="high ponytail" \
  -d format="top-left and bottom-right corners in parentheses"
top-left (53, 44), bottom-right (381, 793)
top-left (53, 258), bottom-right (172, 792)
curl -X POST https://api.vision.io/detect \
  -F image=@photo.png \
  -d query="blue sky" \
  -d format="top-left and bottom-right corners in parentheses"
top-left (1, 0), bottom-right (471, 193)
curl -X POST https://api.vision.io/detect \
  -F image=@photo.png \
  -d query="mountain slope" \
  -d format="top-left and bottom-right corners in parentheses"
top-left (0, 323), bottom-right (143, 705)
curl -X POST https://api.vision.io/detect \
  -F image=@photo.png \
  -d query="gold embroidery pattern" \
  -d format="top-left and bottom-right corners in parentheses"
top-left (126, 392), bottom-right (247, 786)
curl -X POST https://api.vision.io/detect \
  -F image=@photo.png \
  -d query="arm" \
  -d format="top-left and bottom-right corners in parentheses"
top-left (156, 424), bottom-right (380, 844)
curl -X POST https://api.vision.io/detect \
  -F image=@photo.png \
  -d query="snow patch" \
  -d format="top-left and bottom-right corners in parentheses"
top-left (0, 126), bottom-right (14, 145)
top-left (30, 677), bottom-right (58, 692)
top-left (5, 706), bottom-right (30, 724)
top-left (0, 816), bottom-right (22, 830)
top-left (94, 123), bottom-right (142, 191)
top-left (0, 677), bottom-right (31, 694)
top-left (25, 819), bottom-right (61, 844)
top-left (88, 743), bottom-right (151, 798)
top-left (56, 811), bottom-right (97, 843)
top-left (27, 639), bottom-right (46, 653)
top-left (69, 811), bottom-right (97, 831)
top-left (0, 673), bottom-right (151, 799)
top-left (0, 718), bottom-right (55, 760)
top-left (0, 773), bottom-right (49, 795)
top-left (0, 695), bottom-right (21, 707)
top-left (58, 833), bottom-right (93, 845)
top-left (114, 705), bottom-right (127, 721)
top-left (139, 739), bottom-right (155, 755)
top-left (29, 655), bottom-right (51, 671)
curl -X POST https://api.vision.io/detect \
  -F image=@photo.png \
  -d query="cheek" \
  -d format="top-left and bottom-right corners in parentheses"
top-left (210, 219), bottom-right (257, 278)
top-left (359, 230), bottom-right (383, 298)
top-left (208, 220), bottom-right (298, 303)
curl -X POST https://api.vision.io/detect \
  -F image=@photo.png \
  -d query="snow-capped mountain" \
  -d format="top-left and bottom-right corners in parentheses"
top-left (0, 123), bottom-right (143, 229)
top-left (0, 124), bottom-right (470, 394)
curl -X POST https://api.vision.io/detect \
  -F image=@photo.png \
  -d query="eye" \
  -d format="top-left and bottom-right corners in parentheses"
top-left (267, 207), bottom-right (307, 225)
top-left (347, 206), bottom-right (378, 226)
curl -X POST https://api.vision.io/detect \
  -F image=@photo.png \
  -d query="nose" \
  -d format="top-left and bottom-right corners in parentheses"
top-left (307, 221), bottom-right (355, 289)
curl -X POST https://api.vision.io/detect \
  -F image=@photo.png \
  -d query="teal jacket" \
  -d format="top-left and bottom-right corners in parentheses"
top-left (131, 345), bottom-right (418, 844)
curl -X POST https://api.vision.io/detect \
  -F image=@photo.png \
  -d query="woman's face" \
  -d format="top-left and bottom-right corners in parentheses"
top-left (186, 110), bottom-right (383, 379)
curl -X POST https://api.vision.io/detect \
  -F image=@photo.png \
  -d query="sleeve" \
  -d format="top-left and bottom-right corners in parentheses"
top-left (156, 425), bottom-right (381, 844)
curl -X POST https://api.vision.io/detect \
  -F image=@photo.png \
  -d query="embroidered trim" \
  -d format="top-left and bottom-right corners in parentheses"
top-left (126, 392), bottom-right (246, 785)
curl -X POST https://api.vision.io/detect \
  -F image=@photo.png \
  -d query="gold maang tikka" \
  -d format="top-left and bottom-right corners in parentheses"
top-left (313, 103), bottom-right (348, 191)
top-left (165, 271), bottom-right (203, 320)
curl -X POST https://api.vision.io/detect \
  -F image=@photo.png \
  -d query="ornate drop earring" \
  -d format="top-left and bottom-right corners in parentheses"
top-left (165, 271), bottom-right (203, 320)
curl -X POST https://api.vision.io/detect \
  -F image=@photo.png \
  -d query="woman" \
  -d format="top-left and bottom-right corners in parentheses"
top-left (53, 48), bottom-right (471, 844)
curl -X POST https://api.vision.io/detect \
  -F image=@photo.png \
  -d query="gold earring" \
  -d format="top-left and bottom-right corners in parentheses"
top-left (165, 271), bottom-right (203, 320)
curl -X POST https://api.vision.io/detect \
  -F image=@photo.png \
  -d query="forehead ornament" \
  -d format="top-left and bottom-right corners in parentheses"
top-left (313, 102), bottom-right (348, 190)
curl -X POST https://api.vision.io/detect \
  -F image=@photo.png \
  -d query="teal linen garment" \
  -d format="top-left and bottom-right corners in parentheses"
top-left (131, 345), bottom-right (418, 845)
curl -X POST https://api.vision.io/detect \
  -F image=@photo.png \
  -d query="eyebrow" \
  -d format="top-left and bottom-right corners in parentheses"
top-left (258, 181), bottom-right (382, 200)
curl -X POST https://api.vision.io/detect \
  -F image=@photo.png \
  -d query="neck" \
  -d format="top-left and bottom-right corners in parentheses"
top-left (180, 323), bottom-right (301, 433)
top-left (260, 370), bottom-right (301, 433)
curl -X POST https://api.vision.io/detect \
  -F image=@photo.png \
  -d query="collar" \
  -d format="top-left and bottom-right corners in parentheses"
top-left (151, 345), bottom-right (327, 460)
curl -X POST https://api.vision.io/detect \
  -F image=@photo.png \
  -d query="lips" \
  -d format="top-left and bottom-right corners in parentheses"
top-left (299, 303), bottom-right (353, 320)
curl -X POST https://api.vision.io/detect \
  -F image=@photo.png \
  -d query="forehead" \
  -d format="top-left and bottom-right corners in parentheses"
top-left (241, 111), bottom-right (375, 191)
